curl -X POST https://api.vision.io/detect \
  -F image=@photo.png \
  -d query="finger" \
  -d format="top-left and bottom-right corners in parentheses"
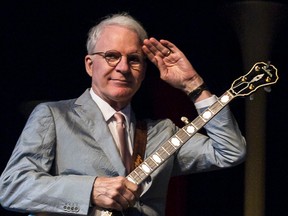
top-left (96, 187), bottom-right (131, 211)
top-left (119, 192), bottom-right (133, 209)
top-left (143, 38), bottom-right (161, 56)
top-left (91, 176), bottom-right (130, 211)
top-left (149, 38), bottom-right (174, 58)
top-left (94, 192), bottom-right (123, 211)
top-left (107, 180), bottom-right (137, 210)
top-left (142, 45), bottom-right (159, 65)
top-left (103, 189), bottom-right (131, 210)
top-left (159, 39), bottom-right (178, 55)
top-left (118, 179), bottom-right (141, 209)
top-left (121, 186), bottom-right (136, 206)
top-left (143, 38), bottom-right (163, 56)
top-left (164, 49), bottom-right (171, 57)
top-left (142, 46), bottom-right (170, 67)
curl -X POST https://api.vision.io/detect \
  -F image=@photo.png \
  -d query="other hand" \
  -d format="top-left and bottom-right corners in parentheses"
top-left (91, 176), bottom-right (141, 211)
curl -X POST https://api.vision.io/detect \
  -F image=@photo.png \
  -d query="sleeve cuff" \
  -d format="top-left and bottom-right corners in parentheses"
top-left (194, 95), bottom-right (217, 109)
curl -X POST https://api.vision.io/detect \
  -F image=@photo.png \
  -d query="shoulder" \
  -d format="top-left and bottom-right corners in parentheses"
top-left (33, 98), bottom-right (77, 113)
top-left (32, 89), bottom-right (91, 114)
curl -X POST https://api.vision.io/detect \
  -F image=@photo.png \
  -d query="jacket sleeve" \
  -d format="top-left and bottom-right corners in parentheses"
top-left (173, 105), bottom-right (246, 175)
top-left (0, 103), bottom-right (95, 215)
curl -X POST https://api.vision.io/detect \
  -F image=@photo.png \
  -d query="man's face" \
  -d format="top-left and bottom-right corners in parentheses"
top-left (85, 25), bottom-right (146, 109)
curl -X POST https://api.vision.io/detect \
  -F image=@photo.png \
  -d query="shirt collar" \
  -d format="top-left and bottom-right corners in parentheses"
top-left (89, 88), bottom-right (131, 123)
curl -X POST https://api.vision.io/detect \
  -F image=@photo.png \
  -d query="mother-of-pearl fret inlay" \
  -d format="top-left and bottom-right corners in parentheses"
top-left (141, 164), bottom-right (151, 173)
top-left (171, 137), bottom-right (181, 146)
top-left (221, 94), bottom-right (230, 103)
top-left (186, 125), bottom-right (195, 134)
top-left (202, 111), bottom-right (212, 119)
top-left (127, 176), bottom-right (136, 183)
top-left (152, 154), bottom-right (162, 163)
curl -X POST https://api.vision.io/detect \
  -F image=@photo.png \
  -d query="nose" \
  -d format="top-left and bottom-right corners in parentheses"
top-left (115, 56), bottom-right (130, 72)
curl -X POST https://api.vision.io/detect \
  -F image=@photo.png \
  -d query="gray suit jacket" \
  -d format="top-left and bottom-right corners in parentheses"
top-left (0, 89), bottom-right (246, 215)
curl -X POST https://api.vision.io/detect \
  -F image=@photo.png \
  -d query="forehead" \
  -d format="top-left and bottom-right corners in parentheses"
top-left (95, 25), bottom-right (142, 51)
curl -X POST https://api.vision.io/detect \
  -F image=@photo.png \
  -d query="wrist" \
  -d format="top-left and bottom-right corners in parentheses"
top-left (183, 75), bottom-right (203, 93)
top-left (187, 82), bottom-right (209, 102)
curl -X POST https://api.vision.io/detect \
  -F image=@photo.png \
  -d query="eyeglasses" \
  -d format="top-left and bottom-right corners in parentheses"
top-left (90, 50), bottom-right (144, 69)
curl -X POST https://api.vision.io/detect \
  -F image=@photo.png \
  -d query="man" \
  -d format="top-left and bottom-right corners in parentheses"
top-left (0, 12), bottom-right (246, 216)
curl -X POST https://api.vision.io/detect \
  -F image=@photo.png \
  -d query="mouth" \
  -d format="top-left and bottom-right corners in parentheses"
top-left (110, 78), bottom-right (130, 85)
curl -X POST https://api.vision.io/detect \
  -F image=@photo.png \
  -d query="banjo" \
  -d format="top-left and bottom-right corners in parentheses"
top-left (96, 61), bottom-right (279, 216)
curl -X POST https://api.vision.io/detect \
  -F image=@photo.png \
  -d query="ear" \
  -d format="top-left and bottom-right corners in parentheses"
top-left (85, 55), bottom-right (93, 77)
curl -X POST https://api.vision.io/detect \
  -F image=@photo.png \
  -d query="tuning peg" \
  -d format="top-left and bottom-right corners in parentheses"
top-left (264, 86), bottom-right (272, 93)
top-left (181, 116), bottom-right (190, 125)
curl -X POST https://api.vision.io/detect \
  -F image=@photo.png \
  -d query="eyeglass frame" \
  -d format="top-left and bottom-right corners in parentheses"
top-left (90, 50), bottom-right (145, 69)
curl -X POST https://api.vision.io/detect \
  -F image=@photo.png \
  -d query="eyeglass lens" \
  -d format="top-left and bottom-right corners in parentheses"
top-left (93, 50), bottom-right (143, 68)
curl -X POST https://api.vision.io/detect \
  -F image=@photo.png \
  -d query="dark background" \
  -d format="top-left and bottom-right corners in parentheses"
top-left (1, 1), bottom-right (287, 215)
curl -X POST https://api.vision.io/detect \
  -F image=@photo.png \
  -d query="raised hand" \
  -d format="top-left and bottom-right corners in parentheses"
top-left (142, 37), bottom-right (204, 94)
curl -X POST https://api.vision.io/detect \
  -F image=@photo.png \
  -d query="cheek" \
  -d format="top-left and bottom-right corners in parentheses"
top-left (91, 66), bottom-right (113, 86)
top-left (91, 70), bottom-right (104, 84)
top-left (91, 64), bottom-right (108, 78)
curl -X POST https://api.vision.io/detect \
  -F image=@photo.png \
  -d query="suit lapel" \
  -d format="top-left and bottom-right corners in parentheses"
top-left (73, 89), bottom-right (126, 176)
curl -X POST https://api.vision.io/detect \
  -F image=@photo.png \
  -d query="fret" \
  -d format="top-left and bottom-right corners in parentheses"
top-left (210, 100), bottom-right (223, 114)
top-left (145, 156), bottom-right (158, 170)
top-left (207, 107), bottom-right (215, 116)
top-left (137, 167), bottom-right (148, 179)
top-left (157, 145), bottom-right (170, 159)
top-left (167, 141), bottom-right (178, 152)
top-left (193, 116), bottom-right (205, 129)
top-left (180, 127), bottom-right (191, 139)
top-left (174, 134), bottom-right (183, 143)
top-left (127, 168), bottom-right (143, 184)
top-left (163, 141), bottom-right (177, 154)
top-left (129, 165), bottom-right (152, 184)
top-left (175, 129), bottom-right (190, 143)
top-left (135, 166), bottom-right (146, 177)
top-left (128, 154), bottom-right (162, 185)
